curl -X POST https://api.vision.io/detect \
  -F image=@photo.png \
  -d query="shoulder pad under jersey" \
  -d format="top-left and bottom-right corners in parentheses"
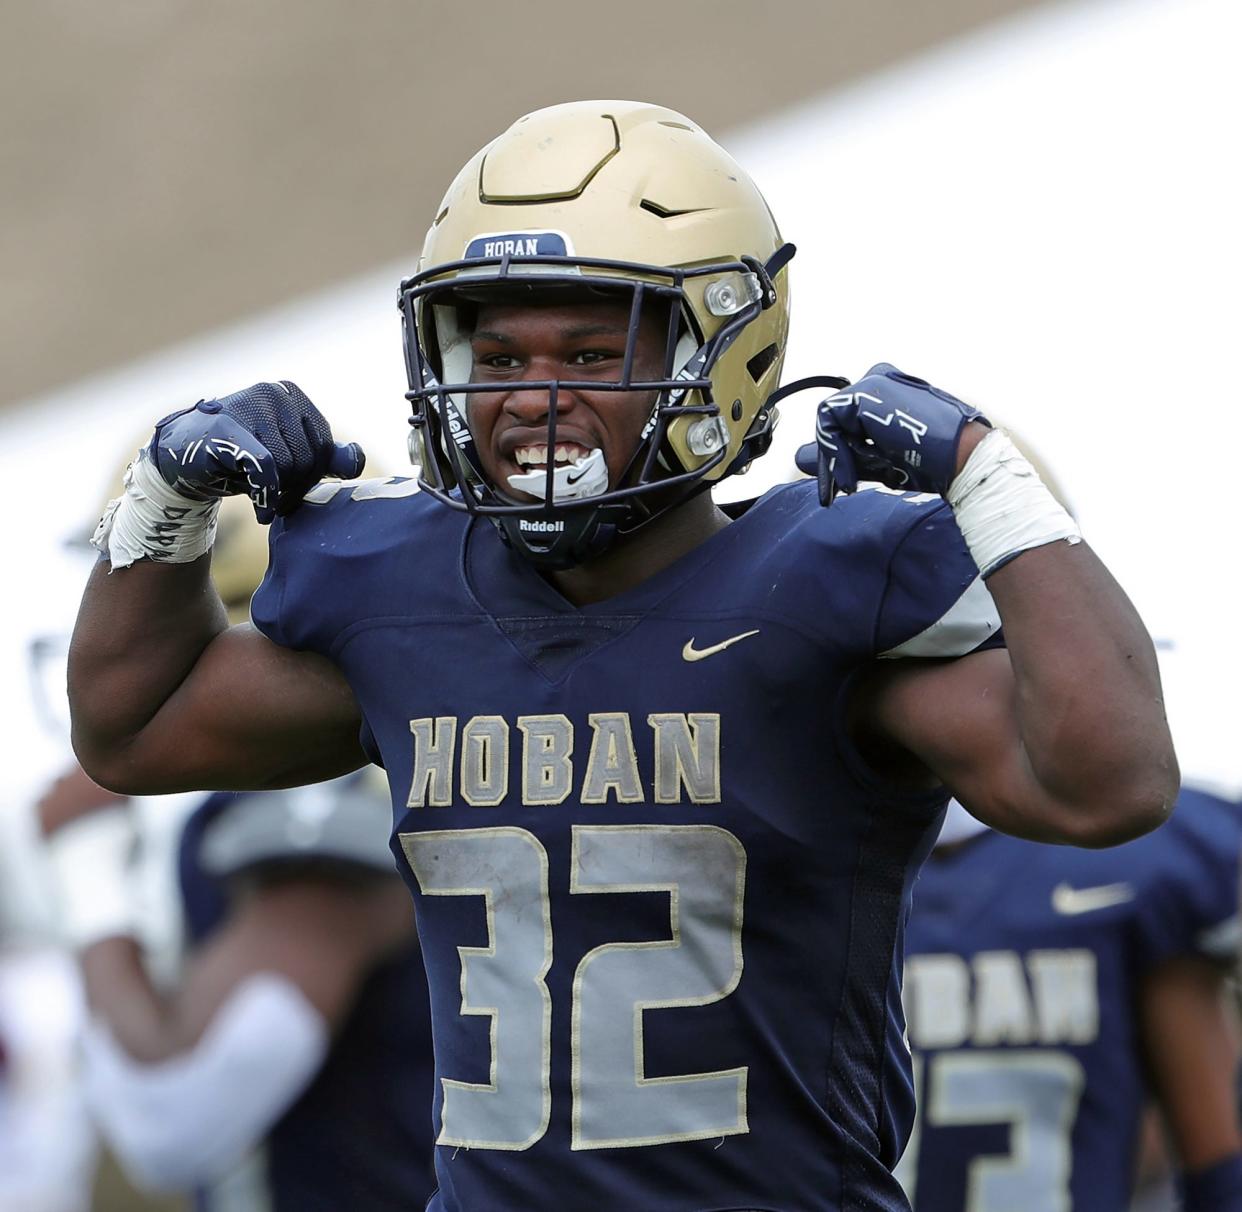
top-left (250, 475), bottom-right (452, 654)
top-left (753, 481), bottom-right (1002, 661)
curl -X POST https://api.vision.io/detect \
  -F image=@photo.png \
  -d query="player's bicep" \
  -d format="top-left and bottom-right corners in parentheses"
top-left (126, 624), bottom-right (367, 792)
top-left (855, 648), bottom-right (1046, 835)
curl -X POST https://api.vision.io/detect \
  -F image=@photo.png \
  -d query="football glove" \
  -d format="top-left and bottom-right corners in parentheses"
top-left (149, 381), bottom-right (365, 523)
top-left (794, 363), bottom-right (990, 506)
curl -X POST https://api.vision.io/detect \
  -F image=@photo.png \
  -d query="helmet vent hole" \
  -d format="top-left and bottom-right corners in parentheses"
top-left (658, 121), bottom-right (695, 131)
top-left (639, 198), bottom-right (705, 220)
top-left (731, 399), bottom-right (743, 421)
top-left (746, 343), bottom-right (779, 383)
top-left (432, 206), bottom-right (449, 227)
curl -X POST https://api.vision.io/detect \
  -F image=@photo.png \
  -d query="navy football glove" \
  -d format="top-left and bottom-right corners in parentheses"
top-left (794, 363), bottom-right (990, 506)
top-left (149, 381), bottom-right (365, 524)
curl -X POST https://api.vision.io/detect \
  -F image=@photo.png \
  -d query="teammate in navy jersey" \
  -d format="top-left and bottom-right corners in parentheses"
top-left (69, 100), bottom-right (1177, 1211)
top-left (177, 778), bottom-right (435, 1211)
top-left (898, 789), bottom-right (1242, 1212)
top-left (41, 495), bottom-right (434, 1210)
top-left (39, 765), bottom-right (436, 1212)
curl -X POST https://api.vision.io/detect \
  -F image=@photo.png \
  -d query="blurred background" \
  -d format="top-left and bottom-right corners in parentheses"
top-left (2, 0), bottom-right (1237, 1206)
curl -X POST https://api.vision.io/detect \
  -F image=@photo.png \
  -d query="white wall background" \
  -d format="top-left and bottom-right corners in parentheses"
top-left (2, 0), bottom-right (1237, 935)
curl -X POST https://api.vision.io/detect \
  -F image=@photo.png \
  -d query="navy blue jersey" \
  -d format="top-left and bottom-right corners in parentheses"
top-left (898, 789), bottom-right (1242, 1212)
top-left (252, 476), bottom-right (1002, 1212)
top-left (178, 786), bottom-right (436, 1212)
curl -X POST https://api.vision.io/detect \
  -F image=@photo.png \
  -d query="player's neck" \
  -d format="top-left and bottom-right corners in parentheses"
top-left (547, 495), bottom-right (731, 606)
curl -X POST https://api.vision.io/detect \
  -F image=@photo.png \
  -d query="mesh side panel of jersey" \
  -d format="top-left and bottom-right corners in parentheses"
top-left (829, 813), bottom-right (927, 1212)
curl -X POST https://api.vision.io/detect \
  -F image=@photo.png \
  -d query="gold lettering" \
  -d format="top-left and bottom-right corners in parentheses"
top-left (580, 713), bottom-right (643, 804)
top-left (460, 716), bottom-right (510, 806)
top-left (408, 716), bottom-right (458, 807)
top-left (517, 715), bottom-right (574, 805)
top-left (648, 713), bottom-right (721, 804)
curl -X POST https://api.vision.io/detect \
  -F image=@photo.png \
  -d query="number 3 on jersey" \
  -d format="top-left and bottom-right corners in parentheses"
top-left (400, 824), bottom-right (748, 1151)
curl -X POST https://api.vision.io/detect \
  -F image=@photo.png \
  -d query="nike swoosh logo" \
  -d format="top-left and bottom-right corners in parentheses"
top-left (566, 467), bottom-right (588, 484)
top-left (682, 630), bottom-right (760, 662)
top-left (1051, 881), bottom-right (1135, 915)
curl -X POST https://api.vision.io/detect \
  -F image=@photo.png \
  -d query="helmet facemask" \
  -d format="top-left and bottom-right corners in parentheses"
top-left (399, 248), bottom-right (787, 569)
top-left (398, 99), bottom-right (796, 567)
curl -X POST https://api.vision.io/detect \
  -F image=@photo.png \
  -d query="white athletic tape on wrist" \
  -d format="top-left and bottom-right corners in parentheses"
top-left (91, 449), bottom-right (220, 570)
top-left (947, 429), bottom-right (1081, 577)
top-left (45, 807), bottom-right (140, 951)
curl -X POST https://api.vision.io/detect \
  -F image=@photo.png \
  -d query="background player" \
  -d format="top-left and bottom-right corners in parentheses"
top-left (0, 929), bottom-right (96, 1211)
top-left (68, 101), bottom-right (1177, 1211)
top-left (41, 494), bottom-right (435, 1211)
top-left (897, 789), bottom-right (1242, 1211)
top-left (893, 447), bottom-right (1241, 1212)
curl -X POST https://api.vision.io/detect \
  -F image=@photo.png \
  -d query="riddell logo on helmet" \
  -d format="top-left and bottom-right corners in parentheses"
top-left (518, 519), bottom-right (565, 533)
top-left (464, 231), bottom-right (571, 260)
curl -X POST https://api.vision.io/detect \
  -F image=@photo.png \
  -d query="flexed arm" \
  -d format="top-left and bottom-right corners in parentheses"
top-left (801, 365), bottom-right (1178, 845)
top-left (70, 382), bottom-right (368, 793)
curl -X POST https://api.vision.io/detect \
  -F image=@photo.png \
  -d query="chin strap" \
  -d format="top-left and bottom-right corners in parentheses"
top-left (765, 374), bottom-right (852, 410)
top-left (764, 242), bottom-right (797, 282)
top-left (494, 499), bottom-right (627, 571)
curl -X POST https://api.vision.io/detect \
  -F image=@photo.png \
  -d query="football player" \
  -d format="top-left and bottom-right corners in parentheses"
top-left (0, 938), bottom-right (96, 1211)
top-left (68, 100), bottom-right (1177, 1211)
top-left (897, 790), bottom-right (1242, 1211)
top-left (42, 496), bottom-right (434, 1211)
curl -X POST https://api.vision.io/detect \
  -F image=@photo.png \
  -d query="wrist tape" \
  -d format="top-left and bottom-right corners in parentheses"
top-left (946, 429), bottom-right (1081, 577)
top-left (45, 806), bottom-right (140, 951)
top-left (92, 450), bottom-right (220, 570)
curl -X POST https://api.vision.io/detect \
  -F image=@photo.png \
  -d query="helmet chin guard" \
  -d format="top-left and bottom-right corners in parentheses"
top-left (399, 100), bottom-right (795, 570)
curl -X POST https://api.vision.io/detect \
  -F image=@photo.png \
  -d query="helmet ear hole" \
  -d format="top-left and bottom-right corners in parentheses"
top-left (746, 343), bottom-right (780, 384)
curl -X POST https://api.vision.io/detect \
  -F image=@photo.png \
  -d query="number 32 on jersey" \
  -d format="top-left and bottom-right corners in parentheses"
top-left (400, 824), bottom-right (747, 1151)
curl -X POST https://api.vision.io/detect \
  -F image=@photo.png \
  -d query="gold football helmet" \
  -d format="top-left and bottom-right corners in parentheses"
top-left (400, 99), bottom-right (794, 567)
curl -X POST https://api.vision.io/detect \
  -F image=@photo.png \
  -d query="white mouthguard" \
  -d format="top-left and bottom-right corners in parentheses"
top-left (507, 447), bottom-right (608, 502)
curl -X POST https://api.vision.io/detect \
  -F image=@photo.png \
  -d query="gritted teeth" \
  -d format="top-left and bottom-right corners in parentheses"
top-left (513, 443), bottom-right (592, 468)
